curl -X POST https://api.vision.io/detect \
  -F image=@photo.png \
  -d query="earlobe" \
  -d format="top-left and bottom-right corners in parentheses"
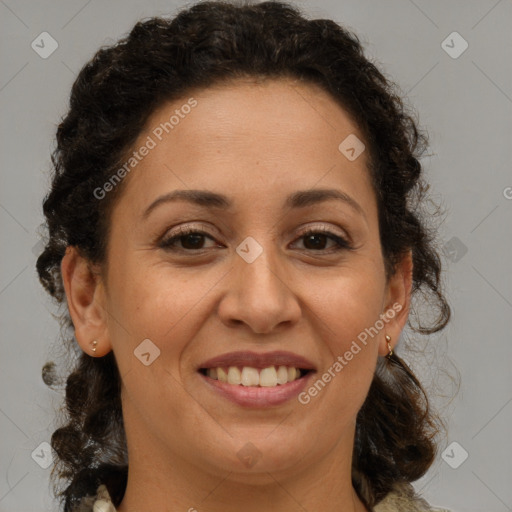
top-left (378, 250), bottom-right (413, 356)
top-left (60, 246), bottom-right (111, 357)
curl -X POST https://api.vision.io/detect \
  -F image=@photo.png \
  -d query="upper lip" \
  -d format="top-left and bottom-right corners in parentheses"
top-left (198, 350), bottom-right (317, 371)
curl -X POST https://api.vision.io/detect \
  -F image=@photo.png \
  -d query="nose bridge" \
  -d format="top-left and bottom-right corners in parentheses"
top-left (239, 236), bottom-right (284, 295)
top-left (218, 231), bottom-right (301, 333)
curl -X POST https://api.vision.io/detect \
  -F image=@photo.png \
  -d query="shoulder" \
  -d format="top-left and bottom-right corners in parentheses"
top-left (79, 481), bottom-right (454, 512)
top-left (373, 481), bottom-right (453, 512)
top-left (72, 484), bottom-right (117, 512)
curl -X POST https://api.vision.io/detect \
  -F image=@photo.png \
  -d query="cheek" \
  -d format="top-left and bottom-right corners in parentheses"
top-left (108, 262), bottom-right (212, 354)
top-left (301, 283), bottom-right (380, 429)
top-left (309, 267), bottom-right (385, 340)
top-left (305, 270), bottom-right (383, 393)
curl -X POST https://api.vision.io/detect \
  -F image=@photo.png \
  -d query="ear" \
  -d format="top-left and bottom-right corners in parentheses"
top-left (378, 249), bottom-right (413, 356)
top-left (60, 246), bottom-right (112, 357)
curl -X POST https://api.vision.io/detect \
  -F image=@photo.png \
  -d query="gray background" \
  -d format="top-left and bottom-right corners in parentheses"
top-left (0, 0), bottom-right (511, 511)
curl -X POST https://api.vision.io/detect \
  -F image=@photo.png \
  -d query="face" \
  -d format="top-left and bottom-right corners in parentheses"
top-left (63, 78), bottom-right (412, 483)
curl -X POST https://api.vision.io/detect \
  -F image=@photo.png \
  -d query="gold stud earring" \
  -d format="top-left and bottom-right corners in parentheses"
top-left (91, 340), bottom-right (98, 354)
top-left (385, 335), bottom-right (393, 358)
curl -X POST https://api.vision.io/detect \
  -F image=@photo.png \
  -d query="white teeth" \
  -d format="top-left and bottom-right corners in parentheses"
top-left (241, 367), bottom-right (260, 386)
top-left (227, 366), bottom-right (241, 385)
top-left (260, 366), bottom-right (278, 387)
top-left (276, 365), bottom-right (288, 385)
top-left (204, 365), bottom-right (306, 387)
top-left (217, 367), bottom-right (228, 382)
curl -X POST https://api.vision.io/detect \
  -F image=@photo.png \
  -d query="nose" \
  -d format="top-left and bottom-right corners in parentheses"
top-left (217, 242), bottom-right (302, 334)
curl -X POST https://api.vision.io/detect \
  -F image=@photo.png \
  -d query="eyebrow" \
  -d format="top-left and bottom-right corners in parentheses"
top-left (142, 188), bottom-right (366, 221)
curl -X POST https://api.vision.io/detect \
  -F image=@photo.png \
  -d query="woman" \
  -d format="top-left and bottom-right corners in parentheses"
top-left (36, 1), bottom-right (453, 511)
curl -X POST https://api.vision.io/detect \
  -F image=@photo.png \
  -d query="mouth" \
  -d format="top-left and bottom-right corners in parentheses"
top-left (196, 351), bottom-right (316, 407)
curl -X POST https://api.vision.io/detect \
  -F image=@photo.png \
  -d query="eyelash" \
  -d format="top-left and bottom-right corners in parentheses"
top-left (158, 225), bottom-right (353, 254)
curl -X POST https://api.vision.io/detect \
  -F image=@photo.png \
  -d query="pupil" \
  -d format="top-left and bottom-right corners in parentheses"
top-left (305, 234), bottom-right (326, 250)
top-left (182, 234), bottom-right (203, 249)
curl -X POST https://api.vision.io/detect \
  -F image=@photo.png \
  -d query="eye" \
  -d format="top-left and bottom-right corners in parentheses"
top-left (291, 226), bottom-right (353, 253)
top-left (158, 226), bottom-right (220, 251)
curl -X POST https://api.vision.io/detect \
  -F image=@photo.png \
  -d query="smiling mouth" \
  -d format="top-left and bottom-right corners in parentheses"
top-left (198, 366), bottom-right (312, 387)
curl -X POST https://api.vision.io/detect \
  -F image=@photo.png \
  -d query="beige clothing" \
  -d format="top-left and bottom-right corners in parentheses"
top-left (75, 481), bottom-right (453, 511)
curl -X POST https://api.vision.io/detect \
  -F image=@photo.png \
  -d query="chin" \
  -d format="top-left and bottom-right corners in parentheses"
top-left (198, 432), bottom-right (311, 478)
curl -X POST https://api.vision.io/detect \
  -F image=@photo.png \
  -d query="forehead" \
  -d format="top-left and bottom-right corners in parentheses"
top-left (113, 78), bottom-right (375, 219)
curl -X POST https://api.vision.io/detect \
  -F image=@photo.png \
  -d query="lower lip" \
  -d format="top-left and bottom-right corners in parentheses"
top-left (199, 371), bottom-right (314, 408)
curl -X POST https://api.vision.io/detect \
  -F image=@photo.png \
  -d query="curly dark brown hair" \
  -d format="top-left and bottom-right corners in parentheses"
top-left (36, 1), bottom-right (453, 510)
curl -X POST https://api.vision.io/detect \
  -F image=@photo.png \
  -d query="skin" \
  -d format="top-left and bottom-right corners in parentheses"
top-left (61, 77), bottom-right (413, 512)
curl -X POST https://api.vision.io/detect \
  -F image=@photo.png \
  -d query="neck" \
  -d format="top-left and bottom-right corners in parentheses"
top-left (116, 416), bottom-right (369, 512)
